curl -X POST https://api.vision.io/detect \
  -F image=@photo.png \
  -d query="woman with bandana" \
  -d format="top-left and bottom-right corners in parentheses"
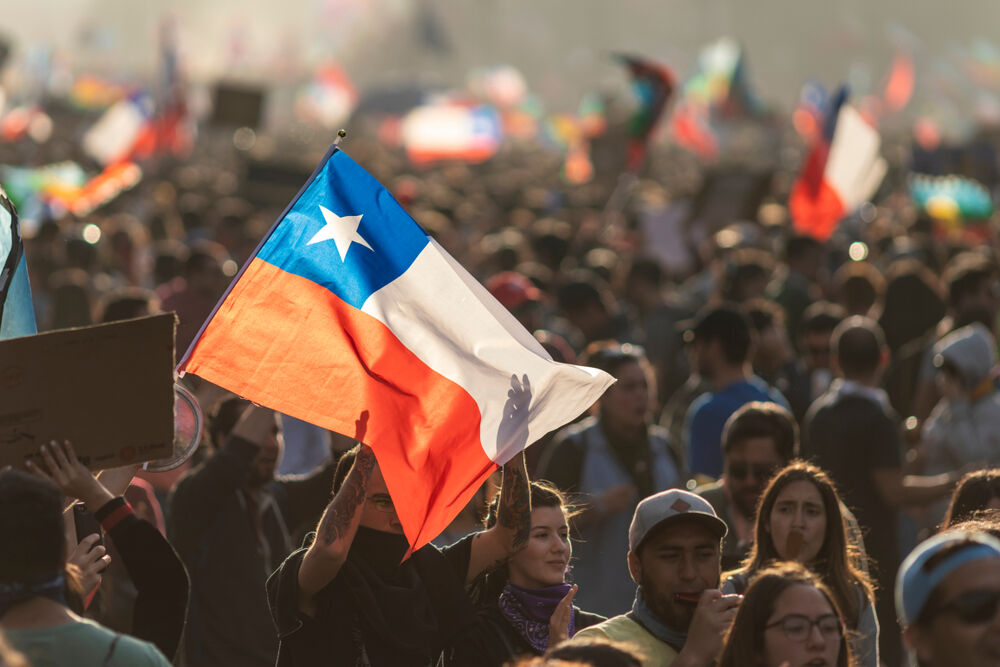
top-left (472, 481), bottom-right (604, 665)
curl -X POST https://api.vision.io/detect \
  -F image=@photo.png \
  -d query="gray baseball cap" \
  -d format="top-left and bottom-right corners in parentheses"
top-left (628, 489), bottom-right (728, 553)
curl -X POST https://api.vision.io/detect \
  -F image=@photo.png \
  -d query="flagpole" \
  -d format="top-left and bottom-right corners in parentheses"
top-left (176, 130), bottom-right (348, 374)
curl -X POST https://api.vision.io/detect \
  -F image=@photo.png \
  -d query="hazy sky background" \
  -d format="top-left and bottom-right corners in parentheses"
top-left (4, 0), bottom-right (1000, 118)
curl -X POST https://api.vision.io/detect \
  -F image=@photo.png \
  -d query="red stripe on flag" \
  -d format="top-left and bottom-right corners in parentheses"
top-left (182, 258), bottom-right (498, 549)
top-left (789, 176), bottom-right (846, 242)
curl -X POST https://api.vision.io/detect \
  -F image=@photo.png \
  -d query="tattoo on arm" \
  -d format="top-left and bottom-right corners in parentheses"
top-left (318, 448), bottom-right (375, 546)
top-left (497, 455), bottom-right (531, 550)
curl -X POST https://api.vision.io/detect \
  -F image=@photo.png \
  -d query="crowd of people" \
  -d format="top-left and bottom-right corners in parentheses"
top-left (3, 65), bottom-right (1000, 667)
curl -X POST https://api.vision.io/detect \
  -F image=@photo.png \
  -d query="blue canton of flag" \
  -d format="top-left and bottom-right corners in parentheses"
top-left (256, 149), bottom-right (430, 309)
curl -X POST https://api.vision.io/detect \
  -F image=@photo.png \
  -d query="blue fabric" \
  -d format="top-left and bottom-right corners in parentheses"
top-left (685, 376), bottom-right (787, 478)
top-left (0, 194), bottom-right (37, 340)
top-left (255, 148), bottom-right (429, 309)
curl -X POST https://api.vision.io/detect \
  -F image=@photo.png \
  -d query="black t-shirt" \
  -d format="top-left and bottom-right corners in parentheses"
top-left (803, 393), bottom-right (902, 581)
top-left (267, 531), bottom-right (481, 667)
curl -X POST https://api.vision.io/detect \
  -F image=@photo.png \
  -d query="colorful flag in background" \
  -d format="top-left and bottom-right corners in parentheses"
top-left (402, 103), bottom-right (502, 164)
top-left (789, 87), bottom-right (887, 241)
top-left (615, 53), bottom-right (675, 172)
top-left (179, 146), bottom-right (614, 550)
top-left (0, 188), bottom-right (36, 340)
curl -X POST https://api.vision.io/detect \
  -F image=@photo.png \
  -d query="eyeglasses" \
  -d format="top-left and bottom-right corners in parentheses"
top-left (367, 495), bottom-right (396, 513)
top-left (727, 462), bottom-right (777, 481)
top-left (932, 589), bottom-right (1000, 625)
top-left (765, 614), bottom-right (844, 642)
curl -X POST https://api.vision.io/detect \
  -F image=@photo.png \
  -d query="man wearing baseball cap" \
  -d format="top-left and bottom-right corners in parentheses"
top-left (897, 529), bottom-right (1000, 667)
top-left (566, 489), bottom-right (740, 666)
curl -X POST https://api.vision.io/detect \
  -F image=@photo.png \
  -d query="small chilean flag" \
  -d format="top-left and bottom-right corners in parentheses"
top-left (179, 146), bottom-right (614, 550)
top-left (789, 88), bottom-right (887, 241)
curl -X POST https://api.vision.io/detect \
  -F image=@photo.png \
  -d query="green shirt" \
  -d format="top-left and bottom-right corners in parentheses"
top-left (570, 614), bottom-right (679, 667)
top-left (6, 618), bottom-right (170, 667)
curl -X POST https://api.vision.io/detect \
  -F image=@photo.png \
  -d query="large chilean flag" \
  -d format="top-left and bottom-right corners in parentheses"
top-left (179, 146), bottom-right (614, 550)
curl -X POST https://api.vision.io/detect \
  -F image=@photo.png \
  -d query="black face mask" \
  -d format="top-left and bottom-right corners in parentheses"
top-left (350, 526), bottom-right (411, 579)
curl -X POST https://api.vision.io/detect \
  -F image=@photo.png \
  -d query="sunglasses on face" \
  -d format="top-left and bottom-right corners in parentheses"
top-left (933, 589), bottom-right (1000, 625)
top-left (766, 613), bottom-right (844, 642)
top-left (727, 462), bottom-right (777, 481)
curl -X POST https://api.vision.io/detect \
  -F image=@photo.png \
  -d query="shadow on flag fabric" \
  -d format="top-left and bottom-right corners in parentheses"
top-left (615, 54), bottom-right (675, 173)
top-left (0, 188), bottom-right (36, 340)
top-left (178, 146), bottom-right (615, 550)
top-left (789, 87), bottom-right (887, 241)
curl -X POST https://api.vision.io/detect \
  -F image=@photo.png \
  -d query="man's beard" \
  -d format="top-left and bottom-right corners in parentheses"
top-left (640, 572), bottom-right (695, 631)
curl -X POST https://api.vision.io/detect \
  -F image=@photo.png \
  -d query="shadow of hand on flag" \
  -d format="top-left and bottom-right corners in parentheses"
top-left (497, 373), bottom-right (532, 454)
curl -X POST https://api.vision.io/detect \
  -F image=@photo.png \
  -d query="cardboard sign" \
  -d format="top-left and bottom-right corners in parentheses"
top-left (0, 314), bottom-right (175, 470)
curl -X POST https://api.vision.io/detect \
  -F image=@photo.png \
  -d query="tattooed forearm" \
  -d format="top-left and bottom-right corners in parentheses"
top-left (318, 446), bottom-right (375, 546)
top-left (497, 453), bottom-right (531, 550)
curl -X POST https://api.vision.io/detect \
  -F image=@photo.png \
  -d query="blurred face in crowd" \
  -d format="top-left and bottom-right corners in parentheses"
top-left (246, 412), bottom-right (283, 488)
top-left (692, 338), bottom-right (721, 379)
top-left (360, 463), bottom-right (404, 535)
top-left (768, 481), bottom-right (827, 565)
top-left (725, 437), bottom-right (783, 520)
top-left (906, 557), bottom-right (1000, 667)
top-left (600, 361), bottom-right (650, 433)
top-left (754, 324), bottom-right (790, 374)
top-left (508, 506), bottom-right (571, 589)
top-left (800, 330), bottom-right (833, 372)
top-left (763, 583), bottom-right (843, 667)
top-left (628, 520), bottom-right (721, 630)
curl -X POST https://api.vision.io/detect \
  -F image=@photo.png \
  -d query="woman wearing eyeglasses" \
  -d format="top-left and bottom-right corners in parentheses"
top-left (718, 562), bottom-right (855, 667)
top-left (722, 462), bottom-right (877, 666)
top-left (471, 481), bottom-right (604, 665)
top-left (536, 342), bottom-right (683, 617)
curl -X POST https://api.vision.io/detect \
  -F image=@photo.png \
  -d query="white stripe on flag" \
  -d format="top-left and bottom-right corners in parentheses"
top-left (361, 239), bottom-right (614, 462)
top-left (825, 106), bottom-right (885, 208)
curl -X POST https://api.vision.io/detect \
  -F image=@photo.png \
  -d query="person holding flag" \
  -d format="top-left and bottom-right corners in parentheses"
top-left (267, 435), bottom-right (530, 665)
top-left (177, 139), bottom-right (614, 664)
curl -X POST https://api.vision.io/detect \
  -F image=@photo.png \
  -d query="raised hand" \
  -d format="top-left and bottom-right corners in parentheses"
top-left (548, 584), bottom-right (578, 648)
top-left (26, 441), bottom-right (114, 511)
top-left (497, 373), bottom-right (532, 453)
top-left (67, 533), bottom-right (111, 598)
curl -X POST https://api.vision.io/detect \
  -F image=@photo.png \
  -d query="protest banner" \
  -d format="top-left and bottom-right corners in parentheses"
top-left (0, 313), bottom-right (175, 469)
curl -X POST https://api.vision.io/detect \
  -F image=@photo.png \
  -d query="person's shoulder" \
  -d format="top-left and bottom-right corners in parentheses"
top-left (107, 633), bottom-right (172, 665)
top-left (70, 620), bottom-right (171, 666)
top-left (573, 614), bottom-right (645, 641)
top-left (572, 615), bottom-right (677, 663)
top-left (571, 608), bottom-right (607, 633)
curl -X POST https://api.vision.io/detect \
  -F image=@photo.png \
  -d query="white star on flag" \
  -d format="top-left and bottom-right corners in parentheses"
top-left (307, 205), bottom-right (373, 261)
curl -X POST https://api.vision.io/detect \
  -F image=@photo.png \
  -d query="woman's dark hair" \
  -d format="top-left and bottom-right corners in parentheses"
top-left (0, 471), bottom-right (66, 584)
top-left (484, 479), bottom-right (575, 529)
top-left (943, 469), bottom-right (1000, 529)
top-left (737, 462), bottom-right (873, 627)
top-left (718, 562), bottom-right (854, 667)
